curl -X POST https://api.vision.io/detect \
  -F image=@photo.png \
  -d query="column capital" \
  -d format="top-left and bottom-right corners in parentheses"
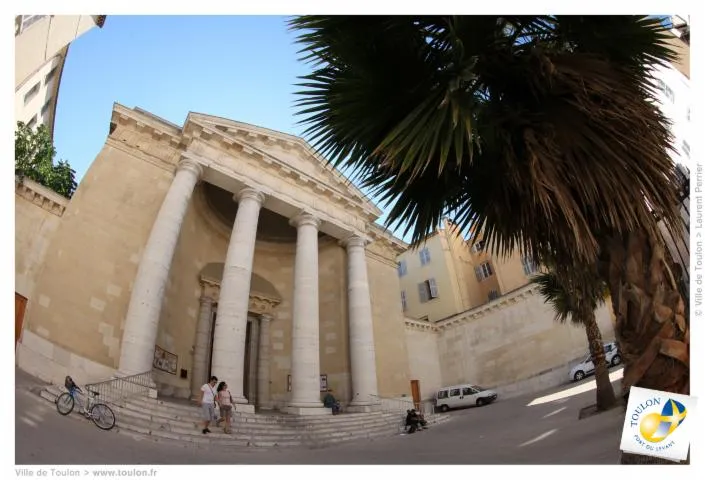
top-left (339, 234), bottom-right (369, 249)
top-left (290, 212), bottom-right (320, 229)
top-left (199, 295), bottom-right (215, 305)
top-left (177, 157), bottom-right (203, 179)
top-left (235, 187), bottom-right (265, 205)
top-left (259, 313), bottom-right (274, 323)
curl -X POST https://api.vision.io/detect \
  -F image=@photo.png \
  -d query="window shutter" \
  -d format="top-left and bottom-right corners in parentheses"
top-left (429, 278), bottom-right (438, 298)
top-left (475, 266), bottom-right (483, 281)
top-left (418, 282), bottom-right (428, 303)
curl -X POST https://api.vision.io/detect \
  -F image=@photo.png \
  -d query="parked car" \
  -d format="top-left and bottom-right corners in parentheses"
top-left (434, 383), bottom-right (498, 412)
top-left (569, 342), bottom-right (622, 382)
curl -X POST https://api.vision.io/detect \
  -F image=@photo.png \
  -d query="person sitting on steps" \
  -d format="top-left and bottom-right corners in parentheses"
top-left (405, 409), bottom-right (428, 433)
top-left (323, 389), bottom-right (341, 415)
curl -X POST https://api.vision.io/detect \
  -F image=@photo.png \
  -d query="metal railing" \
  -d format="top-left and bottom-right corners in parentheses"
top-left (83, 371), bottom-right (154, 406)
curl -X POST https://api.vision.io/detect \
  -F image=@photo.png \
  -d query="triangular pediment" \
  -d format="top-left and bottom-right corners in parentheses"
top-left (185, 112), bottom-right (382, 219)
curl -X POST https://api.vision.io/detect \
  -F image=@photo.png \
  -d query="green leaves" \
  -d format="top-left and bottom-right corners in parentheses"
top-left (15, 121), bottom-right (77, 198)
top-left (290, 16), bottom-right (684, 269)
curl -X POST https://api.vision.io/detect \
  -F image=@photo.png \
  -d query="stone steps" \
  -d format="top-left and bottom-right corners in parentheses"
top-left (39, 384), bottom-right (450, 448)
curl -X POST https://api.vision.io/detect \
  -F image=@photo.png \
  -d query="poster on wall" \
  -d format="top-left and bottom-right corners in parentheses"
top-left (153, 345), bottom-right (178, 375)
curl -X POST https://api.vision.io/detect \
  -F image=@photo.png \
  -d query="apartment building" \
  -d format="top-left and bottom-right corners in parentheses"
top-left (15, 15), bottom-right (106, 137)
top-left (397, 218), bottom-right (538, 323)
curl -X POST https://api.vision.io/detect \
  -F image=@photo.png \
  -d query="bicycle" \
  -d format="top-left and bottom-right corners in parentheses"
top-left (55, 385), bottom-right (116, 431)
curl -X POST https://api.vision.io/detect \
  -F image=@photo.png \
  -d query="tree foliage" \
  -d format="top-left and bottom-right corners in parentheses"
top-left (15, 121), bottom-right (77, 198)
top-left (289, 16), bottom-right (684, 269)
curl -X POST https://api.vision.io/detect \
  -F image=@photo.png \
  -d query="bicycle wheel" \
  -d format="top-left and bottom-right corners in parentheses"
top-left (56, 393), bottom-right (74, 416)
top-left (90, 403), bottom-right (116, 431)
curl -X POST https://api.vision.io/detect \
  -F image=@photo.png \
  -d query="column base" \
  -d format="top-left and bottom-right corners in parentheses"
top-left (285, 405), bottom-right (331, 416)
top-left (346, 403), bottom-right (382, 413)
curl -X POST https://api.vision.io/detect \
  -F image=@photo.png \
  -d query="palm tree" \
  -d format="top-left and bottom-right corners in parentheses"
top-left (289, 17), bottom-right (689, 463)
top-left (290, 15), bottom-right (688, 393)
top-left (532, 267), bottom-right (616, 411)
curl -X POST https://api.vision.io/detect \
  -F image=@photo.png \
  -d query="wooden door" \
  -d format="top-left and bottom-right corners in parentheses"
top-left (410, 379), bottom-right (421, 410)
top-left (15, 293), bottom-right (28, 346)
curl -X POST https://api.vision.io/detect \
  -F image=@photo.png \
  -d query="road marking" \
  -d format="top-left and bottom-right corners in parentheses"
top-left (518, 429), bottom-right (557, 447)
top-left (542, 407), bottom-right (567, 418)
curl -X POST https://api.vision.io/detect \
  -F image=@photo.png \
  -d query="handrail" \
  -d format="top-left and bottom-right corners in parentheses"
top-left (83, 371), bottom-right (154, 406)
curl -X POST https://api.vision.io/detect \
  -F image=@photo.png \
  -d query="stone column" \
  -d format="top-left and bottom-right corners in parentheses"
top-left (117, 158), bottom-right (202, 377)
top-left (343, 235), bottom-right (380, 411)
top-left (210, 187), bottom-right (264, 413)
top-left (190, 294), bottom-right (214, 400)
top-left (257, 313), bottom-right (273, 409)
top-left (286, 213), bottom-right (327, 415)
top-left (247, 316), bottom-right (260, 407)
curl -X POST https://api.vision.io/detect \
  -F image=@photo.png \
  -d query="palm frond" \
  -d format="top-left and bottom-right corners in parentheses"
top-left (290, 16), bottom-right (684, 268)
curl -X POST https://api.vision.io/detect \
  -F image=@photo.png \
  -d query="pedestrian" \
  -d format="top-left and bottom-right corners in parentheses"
top-left (200, 376), bottom-right (218, 434)
top-left (216, 381), bottom-right (235, 434)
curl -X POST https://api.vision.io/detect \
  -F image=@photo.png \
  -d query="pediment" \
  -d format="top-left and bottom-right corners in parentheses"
top-left (184, 112), bottom-right (382, 219)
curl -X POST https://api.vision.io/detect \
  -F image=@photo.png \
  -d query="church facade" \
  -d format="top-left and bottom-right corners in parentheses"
top-left (16, 104), bottom-right (411, 414)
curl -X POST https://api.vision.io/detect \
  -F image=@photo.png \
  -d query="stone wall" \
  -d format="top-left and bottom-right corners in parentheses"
top-left (17, 136), bottom-right (179, 385)
top-left (367, 245), bottom-right (412, 399)
top-left (404, 284), bottom-right (616, 401)
top-left (15, 177), bottom-right (67, 302)
top-left (404, 321), bottom-right (442, 400)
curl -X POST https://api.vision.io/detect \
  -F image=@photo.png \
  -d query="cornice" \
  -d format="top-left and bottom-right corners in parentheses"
top-left (199, 276), bottom-right (281, 315)
top-left (182, 117), bottom-right (377, 222)
top-left (110, 104), bottom-right (185, 152)
top-left (404, 284), bottom-right (538, 333)
top-left (186, 112), bottom-right (381, 215)
top-left (15, 176), bottom-right (68, 217)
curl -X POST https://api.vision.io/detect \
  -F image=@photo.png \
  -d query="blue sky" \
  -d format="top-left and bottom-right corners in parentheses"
top-left (54, 15), bottom-right (409, 240)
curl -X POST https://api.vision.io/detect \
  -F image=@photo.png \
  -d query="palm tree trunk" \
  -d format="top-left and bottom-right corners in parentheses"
top-left (583, 311), bottom-right (616, 411)
top-left (601, 231), bottom-right (689, 465)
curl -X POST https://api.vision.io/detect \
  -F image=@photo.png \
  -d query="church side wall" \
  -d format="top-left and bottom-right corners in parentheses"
top-left (367, 244), bottom-right (412, 398)
top-left (17, 136), bottom-right (179, 386)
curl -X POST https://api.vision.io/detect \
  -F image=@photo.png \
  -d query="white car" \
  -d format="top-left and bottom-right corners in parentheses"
top-left (434, 383), bottom-right (498, 412)
top-left (569, 342), bottom-right (622, 382)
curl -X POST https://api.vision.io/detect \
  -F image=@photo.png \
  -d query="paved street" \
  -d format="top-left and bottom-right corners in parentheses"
top-left (15, 368), bottom-right (625, 465)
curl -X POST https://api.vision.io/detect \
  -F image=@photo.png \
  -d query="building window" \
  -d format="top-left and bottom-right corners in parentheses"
top-left (472, 239), bottom-right (486, 253)
top-left (488, 290), bottom-right (500, 301)
top-left (475, 262), bottom-right (493, 281)
top-left (682, 141), bottom-right (690, 159)
top-left (397, 260), bottom-right (407, 277)
top-left (45, 67), bottom-right (58, 85)
top-left (17, 15), bottom-right (46, 35)
top-left (41, 97), bottom-right (52, 116)
top-left (656, 79), bottom-right (675, 103)
top-left (522, 256), bottom-right (538, 275)
top-left (418, 278), bottom-right (438, 303)
top-left (419, 247), bottom-right (431, 266)
top-left (401, 291), bottom-right (407, 312)
top-left (24, 82), bottom-right (40, 106)
top-left (26, 115), bottom-right (37, 130)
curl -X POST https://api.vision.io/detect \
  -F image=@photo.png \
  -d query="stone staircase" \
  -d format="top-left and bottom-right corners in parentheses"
top-left (39, 385), bottom-right (450, 449)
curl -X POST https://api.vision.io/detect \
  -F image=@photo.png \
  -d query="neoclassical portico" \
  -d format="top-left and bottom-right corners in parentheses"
top-left (117, 142), bottom-right (382, 414)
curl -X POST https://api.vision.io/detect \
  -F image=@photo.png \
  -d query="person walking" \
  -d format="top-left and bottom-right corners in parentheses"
top-left (199, 376), bottom-right (218, 434)
top-left (216, 381), bottom-right (235, 434)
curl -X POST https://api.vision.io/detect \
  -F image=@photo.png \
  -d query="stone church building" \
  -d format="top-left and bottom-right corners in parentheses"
top-left (15, 104), bottom-right (615, 413)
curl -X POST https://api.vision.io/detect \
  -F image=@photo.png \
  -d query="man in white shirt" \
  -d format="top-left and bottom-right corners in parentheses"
top-left (200, 376), bottom-right (218, 434)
